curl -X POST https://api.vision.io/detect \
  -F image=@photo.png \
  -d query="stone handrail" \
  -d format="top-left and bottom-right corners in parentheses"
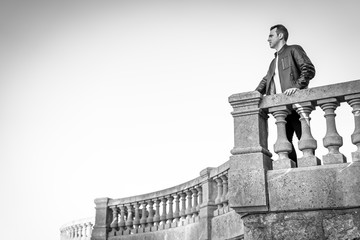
top-left (91, 161), bottom-right (230, 239)
top-left (60, 217), bottom-right (94, 240)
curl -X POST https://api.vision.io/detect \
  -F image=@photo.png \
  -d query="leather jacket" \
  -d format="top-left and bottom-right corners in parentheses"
top-left (255, 44), bottom-right (315, 95)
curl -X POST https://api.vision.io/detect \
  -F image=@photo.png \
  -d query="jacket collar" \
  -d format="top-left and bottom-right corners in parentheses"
top-left (274, 44), bottom-right (288, 57)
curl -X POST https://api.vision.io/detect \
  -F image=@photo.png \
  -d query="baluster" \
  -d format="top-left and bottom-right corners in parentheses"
top-left (173, 194), bottom-right (181, 224)
top-left (318, 98), bottom-right (346, 164)
top-left (83, 222), bottom-right (90, 239)
top-left (118, 205), bottom-right (126, 232)
top-left (109, 205), bottom-right (118, 234)
top-left (180, 192), bottom-right (187, 221)
top-left (77, 224), bottom-right (82, 240)
top-left (133, 202), bottom-right (141, 231)
top-left (214, 177), bottom-right (223, 209)
top-left (87, 222), bottom-right (93, 238)
top-left (221, 174), bottom-right (229, 210)
top-left (73, 225), bottom-right (78, 239)
top-left (160, 197), bottom-right (167, 227)
top-left (346, 94), bottom-right (360, 161)
top-left (196, 186), bottom-right (203, 211)
top-left (125, 204), bottom-right (133, 234)
top-left (166, 195), bottom-right (174, 226)
top-left (70, 226), bottom-right (75, 239)
top-left (293, 102), bottom-right (320, 167)
top-left (153, 199), bottom-right (161, 228)
top-left (140, 201), bottom-right (148, 229)
top-left (147, 200), bottom-right (154, 228)
top-left (269, 106), bottom-right (294, 169)
top-left (81, 223), bottom-right (86, 240)
top-left (191, 188), bottom-right (198, 217)
top-left (186, 190), bottom-right (193, 219)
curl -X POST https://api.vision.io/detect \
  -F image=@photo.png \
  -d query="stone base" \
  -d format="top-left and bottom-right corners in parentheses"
top-left (352, 151), bottom-right (360, 162)
top-left (323, 153), bottom-right (347, 165)
top-left (243, 208), bottom-right (360, 240)
top-left (298, 155), bottom-right (321, 167)
top-left (273, 158), bottom-right (296, 170)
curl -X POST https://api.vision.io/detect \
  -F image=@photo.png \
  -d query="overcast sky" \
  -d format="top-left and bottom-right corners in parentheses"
top-left (1, 1), bottom-right (360, 239)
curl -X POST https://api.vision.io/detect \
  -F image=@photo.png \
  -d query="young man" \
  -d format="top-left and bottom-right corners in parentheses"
top-left (255, 24), bottom-right (316, 164)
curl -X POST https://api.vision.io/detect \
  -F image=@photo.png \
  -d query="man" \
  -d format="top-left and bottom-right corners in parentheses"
top-left (255, 24), bottom-right (315, 164)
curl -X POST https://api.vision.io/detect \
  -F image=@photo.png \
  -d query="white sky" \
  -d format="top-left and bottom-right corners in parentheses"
top-left (1, 1), bottom-right (360, 239)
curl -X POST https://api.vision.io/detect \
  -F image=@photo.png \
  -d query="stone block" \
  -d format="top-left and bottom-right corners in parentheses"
top-left (211, 210), bottom-right (244, 240)
top-left (273, 158), bottom-right (296, 169)
top-left (322, 153), bottom-right (346, 165)
top-left (352, 151), bottom-right (360, 162)
top-left (298, 155), bottom-right (321, 167)
top-left (228, 167), bottom-right (268, 213)
top-left (268, 162), bottom-right (360, 212)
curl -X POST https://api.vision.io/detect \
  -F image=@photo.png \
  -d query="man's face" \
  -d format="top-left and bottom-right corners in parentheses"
top-left (268, 28), bottom-right (281, 49)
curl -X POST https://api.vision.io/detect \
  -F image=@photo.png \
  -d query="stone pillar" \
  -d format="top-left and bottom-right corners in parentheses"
top-left (345, 94), bottom-right (360, 161)
top-left (318, 98), bottom-right (346, 164)
top-left (198, 168), bottom-right (217, 240)
top-left (228, 91), bottom-right (272, 213)
top-left (269, 106), bottom-right (294, 169)
top-left (293, 102), bottom-right (321, 167)
top-left (91, 198), bottom-right (110, 240)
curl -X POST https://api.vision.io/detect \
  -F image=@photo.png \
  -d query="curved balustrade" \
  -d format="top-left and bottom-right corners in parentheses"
top-left (60, 217), bottom-right (94, 240)
top-left (91, 161), bottom-right (230, 239)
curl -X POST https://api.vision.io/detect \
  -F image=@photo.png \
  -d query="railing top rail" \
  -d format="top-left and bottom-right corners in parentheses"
top-left (108, 160), bottom-right (230, 206)
top-left (60, 217), bottom-right (94, 229)
top-left (229, 79), bottom-right (360, 110)
top-left (259, 79), bottom-right (360, 109)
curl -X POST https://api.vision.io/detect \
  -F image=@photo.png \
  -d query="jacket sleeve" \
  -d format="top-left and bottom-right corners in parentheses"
top-left (255, 77), bottom-right (267, 95)
top-left (292, 45), bottom-right (316, 89)
top-left (255, 61), bottom-right (274, 95)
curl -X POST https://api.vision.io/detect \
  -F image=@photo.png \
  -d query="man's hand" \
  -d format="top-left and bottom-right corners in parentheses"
top-left (284, 88), bottom-right (298, 96)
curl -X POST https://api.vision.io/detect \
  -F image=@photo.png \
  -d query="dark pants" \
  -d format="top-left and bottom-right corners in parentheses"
top-left (285, 111), bottom-right (302, 164)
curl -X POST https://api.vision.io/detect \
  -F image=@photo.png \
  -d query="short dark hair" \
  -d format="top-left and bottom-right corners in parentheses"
top-left (270, 24), bottom-right (289, 42)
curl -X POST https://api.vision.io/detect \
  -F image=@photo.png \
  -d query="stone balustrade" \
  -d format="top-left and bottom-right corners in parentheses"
top-left (228, 79), bottom-right (360, 239)
top-left (66, 79), bottom-right (360, 240)
top-left (60, 217), bottom-right (94, 240)
top-left (91, 161), bottom-right (235, 240)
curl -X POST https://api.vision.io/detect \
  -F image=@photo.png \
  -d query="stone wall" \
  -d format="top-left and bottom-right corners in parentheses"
top-left (243, 208), bottom-right (360, 240)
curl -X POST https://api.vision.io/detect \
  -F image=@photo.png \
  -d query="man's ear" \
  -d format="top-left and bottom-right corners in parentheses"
top-left (278, 32), bottom-right (284, 40)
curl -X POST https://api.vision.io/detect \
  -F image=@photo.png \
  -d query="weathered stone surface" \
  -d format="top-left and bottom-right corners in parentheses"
top-left (268, 162), bottom-right (360, 211)
top-left (323, 210), bottom-right (360, 240)
top-left (243, 208), bottom-right (360, 240)
top-left (297, 155), bottom-right (321, 167)
top-left (323, 153), bottom-right (346, 165)
top-left (108, 221), bottom-right (203, 240)
top-left (211, 210), bottom-right (244, 240)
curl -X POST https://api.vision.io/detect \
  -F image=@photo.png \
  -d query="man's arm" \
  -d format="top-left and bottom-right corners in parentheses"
top-left (284, 45), bottom-right (315, 96)
top-left (292, 45), bottom-right (316, 89)
top-left (255, 77), bottom-right (267, 95)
